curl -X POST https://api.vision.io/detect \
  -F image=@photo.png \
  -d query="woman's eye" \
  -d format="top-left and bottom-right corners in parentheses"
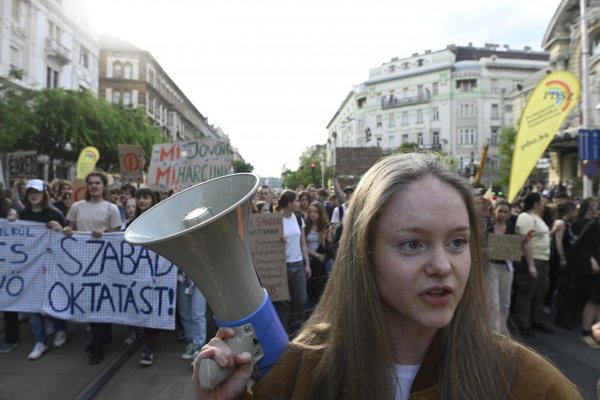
top-left (449, 238), bottom-right (468, 249)
top-left (400, 240), bottom-right (422, 250)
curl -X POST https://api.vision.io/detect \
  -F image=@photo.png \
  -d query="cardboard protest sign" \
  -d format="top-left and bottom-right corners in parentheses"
top-left (0, 220), bottom-right (177, 329)
top-left (119, 144), bottom-right (145, 183)
top-left (147, 139), bottom-right (233, 191)
top-left (7, 151), bottom-right (37, 183)
top-left (488, 234), bottom-right (523, 261)
top-left (248, 214), bottom-right (289, 301)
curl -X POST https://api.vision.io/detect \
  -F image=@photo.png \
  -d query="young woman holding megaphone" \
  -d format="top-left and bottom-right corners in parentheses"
top-left (193, 153), bottom-right (580, 400)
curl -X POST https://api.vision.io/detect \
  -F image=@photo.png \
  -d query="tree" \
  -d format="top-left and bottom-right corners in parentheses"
top-left (395, 142), bottom-right (421, 153)
top-left (233, 159), bottom-right (254, 173)
top-left (0, 87), bottom-right (163, 177)
top-left (281, 156), bottom-right (332, 190)
top-left (498, 127), bottom-right (517, 187)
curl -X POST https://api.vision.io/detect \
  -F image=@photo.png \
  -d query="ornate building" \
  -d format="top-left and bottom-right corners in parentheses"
top-left (0, 0), bottom-right (99, 92)
top-left (99, 35), bottom-right (218, 141)
top-left (327, 44), bottom-right (548, 186)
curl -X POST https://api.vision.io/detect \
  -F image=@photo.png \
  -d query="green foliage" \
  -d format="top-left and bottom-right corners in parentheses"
top-left (233, 159), bottom-right (254, 173)
top-left (498, 127), bottom-right (517, 187)
top-left (394, 142), bottom-right (421, 153)
top-left (0, 86), bottom-right (163, 175)
top-left (281, 156), bottom-right (332, 190)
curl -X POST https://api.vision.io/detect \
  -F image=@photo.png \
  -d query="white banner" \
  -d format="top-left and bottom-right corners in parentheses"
top-left (0, 220), bottom-right (177, 330)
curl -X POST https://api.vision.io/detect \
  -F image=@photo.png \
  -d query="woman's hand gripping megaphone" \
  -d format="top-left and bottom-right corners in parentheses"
top-left (193, 326), bottom-right (263, 398)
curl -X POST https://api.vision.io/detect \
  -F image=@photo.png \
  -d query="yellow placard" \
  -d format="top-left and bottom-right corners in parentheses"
top-left (76, 146), bottom-right (100, 179)
top-left (508, 71), bottom-right (580, 202)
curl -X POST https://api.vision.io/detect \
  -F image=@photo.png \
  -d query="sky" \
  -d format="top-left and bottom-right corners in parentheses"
top-left (85, 0), bottom-right (563, 177)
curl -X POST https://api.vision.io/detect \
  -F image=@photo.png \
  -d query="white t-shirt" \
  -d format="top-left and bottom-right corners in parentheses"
top-left (282, 213), bottom-right (305, 263)
top-left (516, 212), bottom-right (550, 261)
top-left (330, 204), bottom-right (348, 225)
top-left (394, 364), bottom-right (420, 400)
top-left (67, 200), bottom-right (122, 232)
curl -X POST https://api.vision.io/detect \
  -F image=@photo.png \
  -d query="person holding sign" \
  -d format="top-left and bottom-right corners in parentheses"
top-left (63, 172), bottom-right (122, 365)
top-left (485, 199), bottom-right (517, 334)
top-left (17, 179), bottom-right (68, 360)
top-left (194, 153), bottom-right (580, 400)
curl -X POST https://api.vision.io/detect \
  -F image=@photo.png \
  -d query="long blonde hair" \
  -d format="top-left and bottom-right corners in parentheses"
top-left (294, 152), bottom-right (514, 400)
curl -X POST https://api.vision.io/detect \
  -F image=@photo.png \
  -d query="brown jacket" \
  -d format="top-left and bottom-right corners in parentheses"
top-left (248, 338), bottom-right (580, 399)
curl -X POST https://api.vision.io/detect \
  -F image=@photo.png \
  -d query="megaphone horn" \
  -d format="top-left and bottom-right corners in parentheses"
top-left (125, 173), bottom-right (288, 388)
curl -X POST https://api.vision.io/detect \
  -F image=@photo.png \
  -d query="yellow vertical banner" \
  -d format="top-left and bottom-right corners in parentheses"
top-left (76, 146), bottom-right (100, 179)
top-left (508, 71), bottom-right (580, 202)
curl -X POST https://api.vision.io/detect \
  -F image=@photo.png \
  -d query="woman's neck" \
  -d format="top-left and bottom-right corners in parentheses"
top-left (384, 309), bottom-right (436, 364)
top-left (283, 209), bottom-right (293, 218)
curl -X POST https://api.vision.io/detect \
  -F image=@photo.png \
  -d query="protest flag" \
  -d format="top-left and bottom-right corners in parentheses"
top-left (76, 146), bottom-right (100, 179)
top-left (508, 71), bottom-right (580, 202)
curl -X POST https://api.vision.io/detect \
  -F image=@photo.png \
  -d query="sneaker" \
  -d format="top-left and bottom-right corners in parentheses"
top-left (181, 342), bottom-right (196, 360)
top-left (28, 343), bottom-right (48, 360)
top-left (140, 348), bottom-right (154, 366)
top-left (580, 335), bottom-right (600, 349)
top-left (124, 332), bottom-right (141, 345)
top-left (0, 342), bottom-right (18, 354)
top-left (53, 330), bottom-right (67, 348)
top-left (189, 350), bottom-right (200, 368)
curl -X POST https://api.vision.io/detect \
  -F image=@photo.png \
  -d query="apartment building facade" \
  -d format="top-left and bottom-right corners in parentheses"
top-left (0, 0), bottom-right (99, 92)
top-left (327, 44), bottom-right (548, 185)
top-left (99, 35), bottom-right (217, 142)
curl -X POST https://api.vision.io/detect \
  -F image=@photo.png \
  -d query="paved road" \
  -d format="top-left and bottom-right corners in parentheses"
top-left (1, 313), bottom-right (599, 399)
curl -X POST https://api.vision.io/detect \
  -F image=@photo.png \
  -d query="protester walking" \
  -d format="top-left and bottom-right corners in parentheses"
top-left (63, 171), bottom-right (122, 365)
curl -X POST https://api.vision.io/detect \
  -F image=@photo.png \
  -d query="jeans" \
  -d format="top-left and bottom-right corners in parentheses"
top-left (287, 261), bottom-right (307, 335)
top-left (29, 313), bottom-right (66, 344)
top-left (177, 281), bottom-right (206, 350)
top-left (484, 262), bottom-right (514, 333)
top-left (514, 259), bottom-right (550, 328)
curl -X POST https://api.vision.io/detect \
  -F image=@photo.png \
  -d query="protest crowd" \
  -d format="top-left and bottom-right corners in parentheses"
top-left (1, 170), bottom-right (600, 396)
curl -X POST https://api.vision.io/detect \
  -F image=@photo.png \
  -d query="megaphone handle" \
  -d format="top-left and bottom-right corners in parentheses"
top-left (198, 324), bottom-right (264, 390)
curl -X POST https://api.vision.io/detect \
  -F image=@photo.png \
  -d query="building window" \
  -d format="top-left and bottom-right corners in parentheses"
top-left (113, 62), bottom-right (122, 79)
top-left (148, 69), bottom-right (155, 86)
top-left (11, 0), bottom-right (21, 22)
top-left (491, 104), bottom-right (499, 119)
top-left (458, 103), bottom-right (476, 118)
top-left (10, 46), bottom-right (20, 69)
top-left (389, 135), bottom-right (396, 148)
top-left (46, 66), bottom-right (59, 88)
top-left (432, 82), bottom-right (439, 95)
top-left (48, 21), bottom-right (61, 42)
top-left (417, 132), bottom-right (423, 145)
top-left (459, 128), bottom-right (476, 145)
top-left (124, 62), bottom-right (132, 79)
top-left (388, 113), bottom-right (395, 127)
top-left (417, 59), bottom-right (424, 67)
top-left (417, 85), bottom-right (423, 97)
top-left (491, 128), bottom-right (499, 145)
top-left (456, 79), bottom-right (477, 92)
top-left (79, 47), bottom-right (90, 69)
top-left (402, 111), bottom-right (409, 125)
top-left (417, 109), bottom-right (423, 123)
top-left (432, 106), bottom-right (439, 121)
top-left (432, 131), bottom-right (440, 145)
top-left (123, 92), bottom-right (131, 106)
top-left (403, 87), bottom-right (409, 98)
top-left (376, 115), bottom-right (382, 127)
top-left (402, 134), bottom-right (409, 144)
top-left (490, 79), bottom-right (498, 93)
top-left (113, 91), bottom-right (121, 104)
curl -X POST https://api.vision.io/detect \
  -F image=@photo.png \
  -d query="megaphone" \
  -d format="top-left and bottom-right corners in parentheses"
top-left (125, 173), bottom-right (288, 388)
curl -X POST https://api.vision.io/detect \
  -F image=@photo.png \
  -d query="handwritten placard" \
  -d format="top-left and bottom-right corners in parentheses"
top-left (488, 234), bottom-right (523, 261)
top-left (0, 220), bottom-right (177, 329)
top-left (7, 151), bottom-right (37, 182)
top-left (147, 139), bottom-right (233, 190)
top-left (119, 144), bottom-right (145, 183)
top-left (248, 214), bottom-right (289, 302)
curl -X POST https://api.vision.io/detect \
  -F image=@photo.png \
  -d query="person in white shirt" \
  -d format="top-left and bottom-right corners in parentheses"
top-left (330, 186), bottom-right (353, 225)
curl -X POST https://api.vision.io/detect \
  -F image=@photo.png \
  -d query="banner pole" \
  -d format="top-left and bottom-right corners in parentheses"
top-left (581, 0), bottom-right (594, 197)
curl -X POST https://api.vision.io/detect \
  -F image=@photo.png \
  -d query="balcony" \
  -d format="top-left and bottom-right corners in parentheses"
top-left (45, 38), bottom-right (70, 65)
top-left (382, 93), bottom-right (430, 109)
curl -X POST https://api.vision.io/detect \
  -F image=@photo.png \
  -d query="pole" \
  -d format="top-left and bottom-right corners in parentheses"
top-left (581, 0), bottom-right (594, 197)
